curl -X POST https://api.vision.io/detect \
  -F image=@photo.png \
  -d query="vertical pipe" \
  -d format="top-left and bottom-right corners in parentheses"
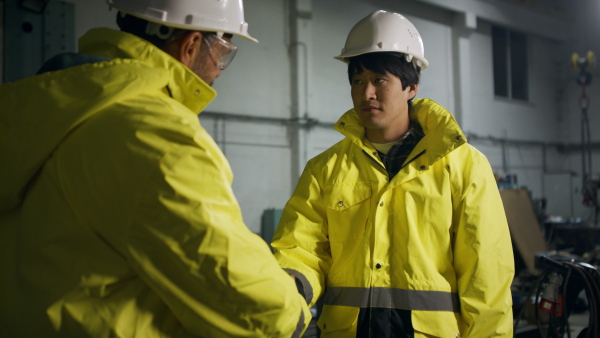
top-left (288, 0), bottom-right (301, 191)
top-left (451, 12), bottom-right (476, 126)
top-left (288, 0), bottom-right (311, 190)
top-left (542, 143), bottom-right (547, 174)
top-left (221, 119), bottom-right (227, 155)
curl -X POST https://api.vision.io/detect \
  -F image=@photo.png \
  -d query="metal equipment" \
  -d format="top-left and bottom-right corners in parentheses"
top-left (571, 51), bottom-right (599, 225)
top-left (514, 253), bottom-right (600, 338)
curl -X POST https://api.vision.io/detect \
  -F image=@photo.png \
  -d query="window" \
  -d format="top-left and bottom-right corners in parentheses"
top-left (492, 26), bottom-right (529, 101)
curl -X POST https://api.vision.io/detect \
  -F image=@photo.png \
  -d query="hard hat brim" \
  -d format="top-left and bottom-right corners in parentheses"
top-left (334, 50), bottom-right (429, 70)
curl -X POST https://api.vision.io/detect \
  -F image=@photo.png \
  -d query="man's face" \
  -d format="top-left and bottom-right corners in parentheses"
top-left (350, 68), bottom-right (417, 133)
top-left (189, 35), bottom-right (234, 86)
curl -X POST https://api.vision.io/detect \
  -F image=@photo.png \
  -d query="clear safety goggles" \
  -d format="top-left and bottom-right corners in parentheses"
top-left (203, 33), bottom-right (238, 70)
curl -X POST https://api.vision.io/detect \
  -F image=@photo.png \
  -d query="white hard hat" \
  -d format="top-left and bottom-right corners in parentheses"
top-left (335, 10), bottom-right (428, 70)
top-left (107, 0), bottom-right (258, 43)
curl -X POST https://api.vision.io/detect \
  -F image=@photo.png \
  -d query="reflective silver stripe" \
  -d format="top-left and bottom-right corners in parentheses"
top-left (323, 286), bottom-right (460, 312)
top-left (291, 309), bottom-right (305, 338)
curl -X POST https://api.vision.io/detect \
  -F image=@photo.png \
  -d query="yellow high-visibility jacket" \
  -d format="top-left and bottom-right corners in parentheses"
top-left (0, 28), bottom-right (310, 338)
top-left (272, 99), bottom-right (514, 337)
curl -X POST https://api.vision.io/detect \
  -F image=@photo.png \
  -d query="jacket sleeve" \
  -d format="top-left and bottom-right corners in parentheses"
top-left (271, 163), bottom-right (332, 308)
top-left (126, 136), bottom-right (311, 338)
top-left (451, 145), bottom-right (515, 337)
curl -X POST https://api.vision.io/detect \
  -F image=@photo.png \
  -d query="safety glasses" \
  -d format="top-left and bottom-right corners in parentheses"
top-left (203, 33), bottom-right (238, 70)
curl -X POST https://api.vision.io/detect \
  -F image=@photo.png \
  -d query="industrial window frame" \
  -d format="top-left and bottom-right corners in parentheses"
top-left (492, 25), bottom-right (529, 101)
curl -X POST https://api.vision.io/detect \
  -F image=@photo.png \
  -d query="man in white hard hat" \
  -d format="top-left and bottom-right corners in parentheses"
top-left (272, 10), bottom-right (514, 337)
top-left (0, 0), bottom-right (310, 337)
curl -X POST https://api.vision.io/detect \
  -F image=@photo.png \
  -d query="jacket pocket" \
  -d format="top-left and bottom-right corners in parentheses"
top-left (412, 310), bottom-right (464, 338)
top-left (317, 304), bottom-right (359, 337)
top-left (324, 185), bottom-right (371, 242)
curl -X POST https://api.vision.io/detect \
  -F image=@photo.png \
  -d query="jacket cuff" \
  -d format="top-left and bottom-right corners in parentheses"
top-left (284, 268), bottom-right (313, 304)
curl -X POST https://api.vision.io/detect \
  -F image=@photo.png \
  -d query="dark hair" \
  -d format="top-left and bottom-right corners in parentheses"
top-left (348, 52), bottom-right (421, 89)
top-left (116, 12), bottom-right (187, 50)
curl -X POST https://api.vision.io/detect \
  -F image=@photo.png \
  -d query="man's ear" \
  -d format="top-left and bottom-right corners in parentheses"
top-left (408, 83), bottom-right (420, 100)
top-left (171, 31), bottom-right (203, 67)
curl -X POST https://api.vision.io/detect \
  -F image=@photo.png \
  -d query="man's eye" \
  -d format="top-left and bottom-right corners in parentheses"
top-left (374, 78), bottom-right (385, 84)
top-left (352, 79), bottom-right (363, 85)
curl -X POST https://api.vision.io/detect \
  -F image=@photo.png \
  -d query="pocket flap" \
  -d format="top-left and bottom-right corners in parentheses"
top-left (325, 185), bottom-right (371, 211)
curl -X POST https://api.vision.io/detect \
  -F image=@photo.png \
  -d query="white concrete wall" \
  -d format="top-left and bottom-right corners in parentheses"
top-left (51, 0), bottom-right (600, 229)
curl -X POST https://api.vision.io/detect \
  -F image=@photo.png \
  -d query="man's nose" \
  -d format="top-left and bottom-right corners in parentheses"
top-left (363, 83), bottom-right (376, 100)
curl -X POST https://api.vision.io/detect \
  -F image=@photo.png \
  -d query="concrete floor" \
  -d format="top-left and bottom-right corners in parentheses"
top-left (515, 310), bottom-right (590, 338)
top-left (568, 310), bottom-right (592, 337)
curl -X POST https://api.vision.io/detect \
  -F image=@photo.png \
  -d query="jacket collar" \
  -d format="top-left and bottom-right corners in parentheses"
top-left (334, 98), bottom-right (467, 166)
top-left (78, 28), bottom-right (216, 115)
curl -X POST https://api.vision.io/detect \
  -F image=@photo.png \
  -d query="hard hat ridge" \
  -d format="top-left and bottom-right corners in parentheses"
top-left (335, 10), bottom-right (428, 70)
top-left (107, 0), bottom-right (258, 43)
